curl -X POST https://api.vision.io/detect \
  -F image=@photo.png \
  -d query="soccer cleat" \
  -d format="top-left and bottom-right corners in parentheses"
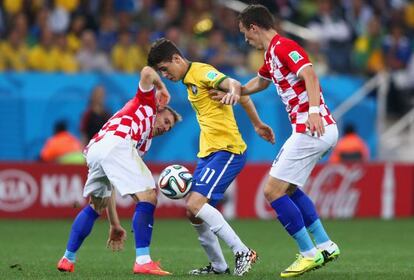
top-left (234, 249), bottom-right (258, 276)
top-left (320, 242), bottom-right (340, 263)
top-left (133, 261), bottom-right (171, 276)
top-left (280, 251), bottom-right (324, 278)
top-left (188, 263), bottom-right (230, 275)
top-left (57, 257), bottom-right (75, 273)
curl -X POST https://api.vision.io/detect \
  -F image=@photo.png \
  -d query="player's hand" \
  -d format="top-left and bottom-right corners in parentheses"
top-left (107, 224), bottom-right (127, 252)
top-left (220, 92), bottom-right (240, 105)
top-left (306, 113), bottom-right (325, 137)
top-left (208, 89), bottom-right (227, 101)
top-left (255, 122), bottom-right (275, 144)
top-left (156, 87), bottom-right (170, 110)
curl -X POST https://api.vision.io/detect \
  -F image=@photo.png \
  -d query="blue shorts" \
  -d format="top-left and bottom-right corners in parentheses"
top-left (191, 150), bottom-right (247, 206)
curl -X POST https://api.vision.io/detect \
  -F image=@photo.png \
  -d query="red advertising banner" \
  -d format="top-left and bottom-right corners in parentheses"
top-left (0, 162), bottom-right (413, 219)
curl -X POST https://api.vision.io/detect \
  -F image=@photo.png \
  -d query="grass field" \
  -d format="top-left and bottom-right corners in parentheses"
top-left (1, 219), bottom-right (413, 280)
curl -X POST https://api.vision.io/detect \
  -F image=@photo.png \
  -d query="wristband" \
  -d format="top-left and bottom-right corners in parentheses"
top-left (308, 106), bottom-right (320, 114)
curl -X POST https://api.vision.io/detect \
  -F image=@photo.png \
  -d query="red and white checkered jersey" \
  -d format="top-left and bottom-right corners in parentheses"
top-left (87, 85), bottom-right (156, 156)
top-left (258, 34), bottom-right (335, 133)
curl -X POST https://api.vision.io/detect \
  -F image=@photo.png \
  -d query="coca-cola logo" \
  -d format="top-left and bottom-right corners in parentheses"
top-left (0, 169), bottom-right (38, 212)
top-left (253, 164), bottom-right (363, 219)
top-left (303, 164), bottom-right (362, 218)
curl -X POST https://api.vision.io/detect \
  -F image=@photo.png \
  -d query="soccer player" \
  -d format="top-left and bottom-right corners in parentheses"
top-left (57, 66), bottom-right (182, 276)
top-left (216, 4), bottom-right (340, 278)
top-left (147, 38), bottom-right (274, 276)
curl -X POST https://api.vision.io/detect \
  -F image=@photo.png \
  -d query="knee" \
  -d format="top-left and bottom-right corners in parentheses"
top-left (133, 189), bottom-right (158, 205)
top-left (90, 196), bottom-right (109, 214)
top-left (146, 189), bottom-right (158, 205)
top-left (186, 198), bottom-right (199, 216)
top-left (263, 179), bottom-right (289, 202)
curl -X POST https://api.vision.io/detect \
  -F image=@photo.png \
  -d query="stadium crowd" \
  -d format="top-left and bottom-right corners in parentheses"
top-left (0, 0), bottom-right (412, 76)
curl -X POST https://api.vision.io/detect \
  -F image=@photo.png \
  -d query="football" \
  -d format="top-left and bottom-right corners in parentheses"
top-left (158, 164), bottom-right (193, 199)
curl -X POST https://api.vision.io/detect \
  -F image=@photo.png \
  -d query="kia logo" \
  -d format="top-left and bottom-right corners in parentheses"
top-left (0, 169), bottom-right (38, 212)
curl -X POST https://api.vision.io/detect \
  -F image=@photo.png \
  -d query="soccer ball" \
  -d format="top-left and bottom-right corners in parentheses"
top-left (158, 165), bottom-right (193, 199)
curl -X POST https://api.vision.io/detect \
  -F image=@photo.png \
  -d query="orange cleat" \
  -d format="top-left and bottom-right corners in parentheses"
top-left (133, 261), bottom-right (171, 276)
top-left (57, 257), bottom-right (75, 272)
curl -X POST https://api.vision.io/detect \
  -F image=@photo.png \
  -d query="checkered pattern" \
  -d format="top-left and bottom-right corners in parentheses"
top-left (258, 34), bottom-right (335, 133)
top-left (86, 86), bottom-right (156, 156)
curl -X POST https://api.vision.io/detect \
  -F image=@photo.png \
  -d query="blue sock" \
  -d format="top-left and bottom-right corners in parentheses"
top-left (290, 188), bottom-right (319, 227)
top-left (271, 195), bottom-right (315, 252)
top-left (133, 202), bottom-right (155, 256)
top-left (308, 219), bottom-right (330, 245)
top-left (290, 188), bottom-right (330, 244)
top-left (65, 205), bottom-right (100, 262)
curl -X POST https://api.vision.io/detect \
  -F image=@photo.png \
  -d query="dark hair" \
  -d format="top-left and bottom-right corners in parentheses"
top-left (238, 4), bottom-right (275, 30)
top-left (344, 123), bottom-right (356, 135)
top-left (147, 38), bottom-right (183, 67)
top-left (54, 120), bottom-right (67, 134)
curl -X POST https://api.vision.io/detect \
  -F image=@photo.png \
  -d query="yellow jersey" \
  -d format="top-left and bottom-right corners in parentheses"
top-left (182, 62), bottom-right (246, 158)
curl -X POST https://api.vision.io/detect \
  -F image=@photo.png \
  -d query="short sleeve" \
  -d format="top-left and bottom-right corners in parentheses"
top-left (258, 63), bottom-right (272, 81)
top-left (199, 64), bottom-right (227, 89)
top-left (277, 39), bottom-right (312, 76)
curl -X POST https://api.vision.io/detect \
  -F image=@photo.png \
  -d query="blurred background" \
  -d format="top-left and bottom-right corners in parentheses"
top-left (0, 0), bottom-right (413, 221)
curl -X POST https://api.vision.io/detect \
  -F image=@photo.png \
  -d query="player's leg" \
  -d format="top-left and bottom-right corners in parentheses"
top-left (289, 186), bottom-right (340, 262)
top-left (188, 159), bottom-right (229, 275)
top-left (264, 177), bottom-right (324, 278)
top-left (187, 215), bottom-right (230, 275)
top-left (187, 151), bottom-right (257, 276)
top-left (287, 125), bottom-right (341, 263)
top-left (100, 139), bottom-right (170, 275)
top-left (268, 132), bottom-right (339, 277)
top-left (129, 189), bottom-right (169, 275)
top-left (57, 147), bottom-right (110, 272)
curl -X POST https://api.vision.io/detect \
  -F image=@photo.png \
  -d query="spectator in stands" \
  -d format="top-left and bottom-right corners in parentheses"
top-left (132, 27), bottom-right (151, 70)
top-left (80, 85), bottom-right (111, 146)
top-left (202, 29), bottom-right (246, 75)
top-left (307, 0), bottom-right (352, 73)
top-left (40, 120), bottom-right (84, 164)
top-left (0, 27), bottom-right (29, 71)
top-left (29, 7), bottom-right (50, 45)
top-left (96, 14), bottom-right (117, 53)
top-left (55, 33), bottom-right (79, 73)
top-left (343, 0), bottom-right (373, 38)
top-left (111, 30), bottom-right (147, 73)
top-left (76, 30), bottom-right (112, 73)
top-left (329, 123), bottom-right (369, 163)
top-left (382, 23), bottom-right (412, 116)
top-left (28, 28), bottom-right (60, 71)
top-left (154, 0), bottom-right (182, 30)
top-left (352, 14), bottom-right (385, 75)
top-left (66, 15), bottom-right (86, 53)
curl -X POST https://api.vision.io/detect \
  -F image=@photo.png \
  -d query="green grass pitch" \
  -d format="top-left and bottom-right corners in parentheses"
top-left (1, 219), bottom-right (413, 279)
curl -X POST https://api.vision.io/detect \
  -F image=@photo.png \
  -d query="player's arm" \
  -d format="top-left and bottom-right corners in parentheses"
top-left (106, 191), bottom-right (127, 251)
top-left (209, 76), bottom-right (270, 101)
top-left (141, 66), bottom-right (170, 109)
top-left (240, 95), bottom-right (275, 144)
top-left (241, 76), bottom-right (271, 95)
top-left (217, 77), bottom-right (241, 105)
top-left (298, 65), bottom-right (324, 137)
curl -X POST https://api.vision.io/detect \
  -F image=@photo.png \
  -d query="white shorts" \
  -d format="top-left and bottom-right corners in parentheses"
top-left (269, 124), bottom-right (338, 186)
top-left (83, 136), bottom-right (155, 198)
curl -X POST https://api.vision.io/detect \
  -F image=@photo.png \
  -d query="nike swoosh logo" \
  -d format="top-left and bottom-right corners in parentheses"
top-left (148, 224), bottom-right (153, 228)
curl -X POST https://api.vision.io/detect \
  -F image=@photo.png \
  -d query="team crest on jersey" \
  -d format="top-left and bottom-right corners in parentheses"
top-left (191, 84), bottom-right (198, 94)
top-left (206, 71), bottom-right (218, 81)
top-left (288, 51), bottom-right (303, 64)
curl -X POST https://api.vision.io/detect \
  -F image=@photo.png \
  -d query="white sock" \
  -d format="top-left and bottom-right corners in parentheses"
top-left (300, 247), bottom-right (319, 258)
top-left (317, 240), bottom-right (335, 251)
top-left (196, 203), bottom-right (248, 255)
top-left (136, 255), bottom-right (151, 264)
top-left (192, 222), bottom-right (228, 272)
